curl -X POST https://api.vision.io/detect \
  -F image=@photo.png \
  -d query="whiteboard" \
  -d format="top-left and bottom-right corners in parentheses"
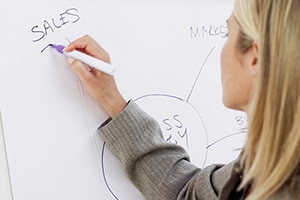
top-left (0, 1), bottom-right (247, 199)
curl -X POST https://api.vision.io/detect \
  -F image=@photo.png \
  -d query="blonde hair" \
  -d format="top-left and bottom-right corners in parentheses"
top-left (234, 0), bottom-right (300, 199)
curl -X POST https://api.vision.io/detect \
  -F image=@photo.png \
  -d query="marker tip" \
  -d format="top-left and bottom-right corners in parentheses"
top-left (50, 44), bottom-right (65, 54)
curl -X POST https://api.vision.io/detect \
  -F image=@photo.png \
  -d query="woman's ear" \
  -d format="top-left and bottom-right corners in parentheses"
top-left (242, 41), bottom-right (259, 76)
top-left (246, 40), bottom-right (259, 75)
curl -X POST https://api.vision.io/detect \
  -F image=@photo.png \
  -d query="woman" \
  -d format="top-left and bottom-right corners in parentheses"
top-left (64, 0), bottom-right (300, 199)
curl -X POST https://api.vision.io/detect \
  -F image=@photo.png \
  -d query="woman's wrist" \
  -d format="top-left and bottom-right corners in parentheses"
top-left (101, 93), bottom-right (127, 119)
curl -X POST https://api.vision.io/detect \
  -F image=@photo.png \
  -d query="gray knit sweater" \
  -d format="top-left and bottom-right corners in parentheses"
top-left (99, 100), bottom-right (245, 200)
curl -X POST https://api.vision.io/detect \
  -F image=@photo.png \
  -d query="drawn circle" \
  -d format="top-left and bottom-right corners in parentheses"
top-left (135, 94), bottom-right (208, 166)
top-left (101, 94), bottom-right (208, 199)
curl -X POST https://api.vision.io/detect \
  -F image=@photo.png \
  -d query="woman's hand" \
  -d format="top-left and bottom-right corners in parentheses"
top-left (64, 35), bottom-right (127, 119)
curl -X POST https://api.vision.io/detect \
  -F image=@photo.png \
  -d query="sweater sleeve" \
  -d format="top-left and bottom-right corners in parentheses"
top-left (98, 100), bottom-right (242, 200)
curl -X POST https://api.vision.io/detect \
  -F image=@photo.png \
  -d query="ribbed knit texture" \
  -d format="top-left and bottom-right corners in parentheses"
top-left (99, 100), bottom-right (242, 200)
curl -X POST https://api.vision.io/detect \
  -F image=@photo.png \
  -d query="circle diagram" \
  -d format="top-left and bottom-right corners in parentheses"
top-left (101, 94), bottom-right (208, 200)
top-left (100, 46), bottom-right (216, 200)
top-left (135, 94), bottom-right (208, 166)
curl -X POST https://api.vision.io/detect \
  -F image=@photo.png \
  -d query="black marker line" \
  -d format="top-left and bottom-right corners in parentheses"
top-left (41, 36), bottom-right (71, 53)
top-left (186, 46), bottom-right (216, 102)
top-left (101, 143), bottom-right (120, 200)
top-left (40, 44), bottom-right (51, 53)
top-left (134, 93), bottom-right (185, 102)
top-left (66, 37), bottom-right (71, 44)
top-left (206, 128), bottom-right (247, 149)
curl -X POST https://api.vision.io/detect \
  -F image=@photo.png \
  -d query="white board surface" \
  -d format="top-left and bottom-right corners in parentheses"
top-left (0, 1), bottom-right (248, 199)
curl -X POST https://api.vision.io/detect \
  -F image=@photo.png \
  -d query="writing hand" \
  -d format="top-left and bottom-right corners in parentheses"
top-left (65, 35), bottom-right (127, 119)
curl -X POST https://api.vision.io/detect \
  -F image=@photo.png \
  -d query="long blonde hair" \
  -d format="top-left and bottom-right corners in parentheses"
top-left (234, 0), bottom-right (300, 199)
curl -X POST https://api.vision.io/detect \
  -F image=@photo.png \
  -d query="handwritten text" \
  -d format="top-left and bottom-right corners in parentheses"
top-left (31, 7), bottom-right (80, 43)
top-left (190, 25), bottom-right (227, 39)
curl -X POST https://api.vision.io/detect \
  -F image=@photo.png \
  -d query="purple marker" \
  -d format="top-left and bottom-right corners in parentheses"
top-left (50, 44), bottom-right (116, 76)
top-left (50, 44), bottom-right (65, 54)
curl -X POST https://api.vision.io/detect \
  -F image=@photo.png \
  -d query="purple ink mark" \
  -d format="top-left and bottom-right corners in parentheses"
top-left (49, 44), bottom-right (65, 54)
top-left (40, 44), bottom-right (65, 54)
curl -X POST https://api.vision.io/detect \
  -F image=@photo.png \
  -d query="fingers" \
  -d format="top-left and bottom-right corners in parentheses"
top-left (69, 59), bottom-right (93, 82)
top-left (64, 35), bottom-right (92, 52)
top-left (64, 35), bottom-right (111, 64)
top-left (66, 35), bottom-right (112, 84)
top-left (64, 35), bottom-right (126, 118)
